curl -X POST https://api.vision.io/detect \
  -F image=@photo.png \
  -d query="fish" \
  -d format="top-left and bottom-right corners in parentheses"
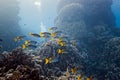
top-left (24, 40), bottom-right (37, 45)
top-left (57, 49), bottom-right (65, 54)
top-left (22, 44), bottom-right (37, 49)
top-left (77, 75), bottom-right (82, 80)
top-left (45, 57), bottom-right (59, 64)
top-left (57, 38), bottom-right (63, 43)
top-left (48, 27), bottom-right (57, 31)
top-left (24, 24), bottom-right (26, 26)
top-left (14, 36), bottom-right (26, 42)
top-left (58, 41), bottom-right (66, 46)
top-left (51, 32), bottom-right (57, 37)
top-left (45, 57), bottom-right (53, 64)
top-left (66, 67), bottom-right (70, 77)
top-left (50, 31), bottom-right (62, 37)
top-left (40, 32), bottom-right (51, 38)
top-left (70, 40), bottom-right (77, 46)
top-left (71, 68), bottom-right (77, 74)
top-left (40, 32), bottom-right (51, 35)
top-left (86, 77), bottom-right (92, 80)
top-left (29, 33), bottom-right (41, 38)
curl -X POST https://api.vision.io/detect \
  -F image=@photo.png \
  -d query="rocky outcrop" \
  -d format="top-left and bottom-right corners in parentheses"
top-left (55, 0), bottom-right (120, 79)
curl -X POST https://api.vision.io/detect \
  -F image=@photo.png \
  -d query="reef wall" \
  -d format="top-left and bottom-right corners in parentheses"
top-left (0, 0), bottom-right (21, 52)
top-left (55, 0), bottom-right (120, 79)
top-left (55, 0), bottom-right (118, 55)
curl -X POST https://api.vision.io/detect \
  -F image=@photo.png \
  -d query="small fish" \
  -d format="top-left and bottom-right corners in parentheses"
top-left (48, 27), bottom-right (57, 31)
top-left (57, 49), bottom-right (65, 54)
top-left (40, 32), bottom-right (51, 38)
top-left (58, 41), bottom-right (66, 46)
top-left (70, 40), bottom-right (77, 46)
top-left (40, 32), bottom-right (51, 35)
top-left (57, 38), bottom-right (63, 43)
top-left (45, 57), bottom-right (53, 64)
top-left (71, 68), bottom-right (77, 74)
top-left (22, 44), bottom-right (37, 49)
top-left (77, 75), bottom-right (82, 80)
top-left (14, 36), bottom-right (26, 42)
top-left (24, 24), bottom-right (26, 26)
top-left (86, 77), bottom-right (92, 80)
top-left (66, 67), bottom-right (70, 77)
top-left (29, 33), bottom-right (41, 38)
top-left (24, 40), bottom-right (37, 45)
top-left (51, 32), bottom-right (57, 37)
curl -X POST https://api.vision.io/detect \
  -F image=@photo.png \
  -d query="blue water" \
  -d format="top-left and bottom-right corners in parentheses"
top-left (112, 0), bottom-right (120, 27)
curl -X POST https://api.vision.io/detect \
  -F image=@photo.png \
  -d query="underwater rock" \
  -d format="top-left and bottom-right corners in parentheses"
top-left (55, 0), bottom-right (117, 56)
top-left (55, 0), bottom-right (120, 80)
top-left (56, 0), bottom-right (115, 27)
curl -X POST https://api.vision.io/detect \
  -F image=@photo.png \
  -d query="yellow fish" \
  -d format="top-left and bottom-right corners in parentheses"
top-left (59, 41), bottom-right (66, 46)
top-left (77, 75), bottom-right (82, 80)
top-left (24, 40), bottom-right (37, 45)
top-left (40, 32), bottom-right (50, 38)
top-left (24, 41), bottom-right (30, 45)
top-left (40, 32), bottom-right (44, 37)
top-left (45, 57), bottom-right (53, 64)
top-left (86, 77), bottom-right (92, 80)
top-left (57, 49), bottom-right (65, 54)
top-left (14, 36), bottom-right (26, 42)
top-left (48, 27), bottom-right (57, 31)
top-left (22, 44), bottom-right (37, 49)
top-left (57, 38), bottom-right (63, 43)
top-left (22, 44), bottom-right (26, 49)
top-left (71, 68), bottom-right (77, 74)
top-left (66, 68), bottom-right (69, 77)
top-left (51, 32), bottom-right (57, 37)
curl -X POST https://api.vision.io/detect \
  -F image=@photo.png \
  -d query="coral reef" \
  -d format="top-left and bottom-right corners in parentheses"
top-left (0, 40), bottom-right (89, 80)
